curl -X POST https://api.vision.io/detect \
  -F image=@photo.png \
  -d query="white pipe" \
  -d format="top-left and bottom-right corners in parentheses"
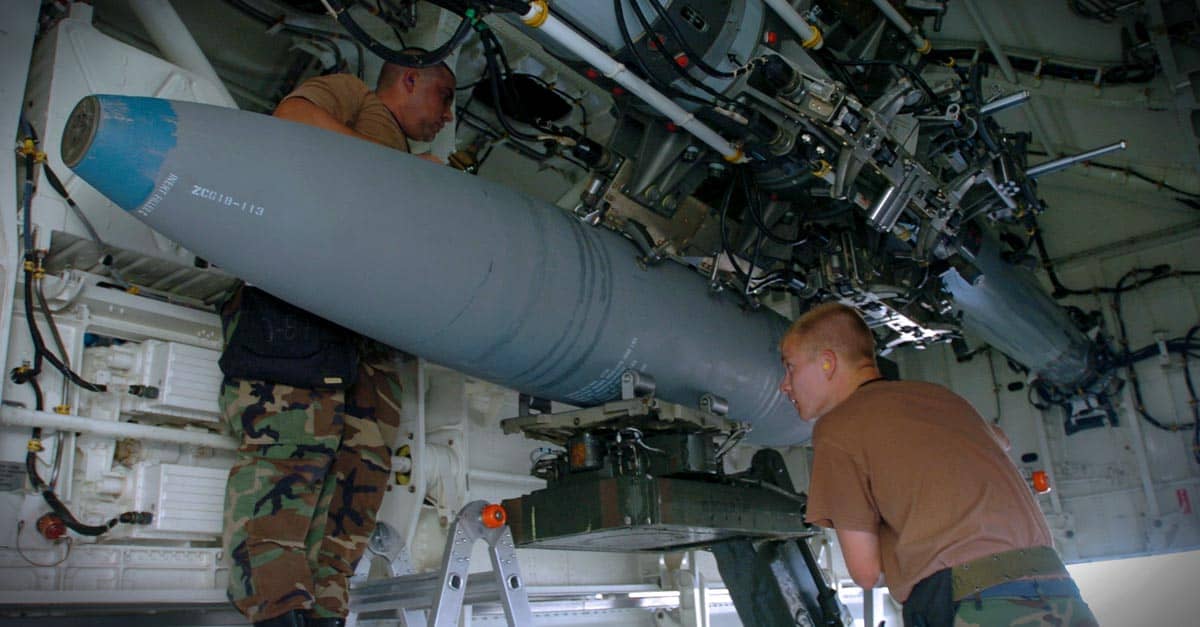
top-left (870, 0), bottom-right (931, 53)
top-left (0, 406), bottom-right (237, 451)
top-left (519, 2), bottom-right (745, 162)
top-left (468, 468), bottom-right (546, 489)
top-left (127, 0), bottom-right (237, 106)
top-left (761, 0), bottom-right (824, 50)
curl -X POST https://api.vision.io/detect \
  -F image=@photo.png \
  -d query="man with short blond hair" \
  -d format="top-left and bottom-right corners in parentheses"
top-left (779, 302), bottom-right (1096, 625)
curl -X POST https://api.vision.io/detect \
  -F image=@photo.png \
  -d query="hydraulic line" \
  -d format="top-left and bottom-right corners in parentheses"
top-left (612, 0), bottom-right (715, 107)
top-left (12, 124), bottom-right (151, 536)
top-left (739, 168), bottom-right (806, 247)
top-left (518, 1), bottom-right (744, 161)
top-left (641, 0), bottom-right (735, 78)
top-left (622, 0), bottom-right (734, 105)
top-left (320, 0), bottom-right (472, 68)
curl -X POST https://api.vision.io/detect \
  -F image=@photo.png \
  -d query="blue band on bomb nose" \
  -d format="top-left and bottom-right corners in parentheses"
top-left (69, 95), bottom-right (178, 212)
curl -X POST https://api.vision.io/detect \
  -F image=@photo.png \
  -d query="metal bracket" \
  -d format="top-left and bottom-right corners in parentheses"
top-left (428, 501), bottom-right (533, 627)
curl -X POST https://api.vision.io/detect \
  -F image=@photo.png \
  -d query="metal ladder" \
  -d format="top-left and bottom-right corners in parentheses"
top-left (426, 500), bottom-right (534, 626)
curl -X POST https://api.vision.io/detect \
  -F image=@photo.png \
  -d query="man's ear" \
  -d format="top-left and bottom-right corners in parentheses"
top-left (402, 68), bottom-right (418, 93)
top-left (820, 349), bottom-right (837, 378)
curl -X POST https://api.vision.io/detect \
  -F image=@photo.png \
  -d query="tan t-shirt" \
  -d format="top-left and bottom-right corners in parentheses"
top-left (282, 74), bottom-right (410, 152)
top-left (805, 380), bottom-right (1052, 602)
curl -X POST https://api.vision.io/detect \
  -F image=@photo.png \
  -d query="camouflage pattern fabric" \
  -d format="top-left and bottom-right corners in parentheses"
top-left (954, 593), bottom-right (1099, 626)
top-left (221, 343), bottom-right (401, 623)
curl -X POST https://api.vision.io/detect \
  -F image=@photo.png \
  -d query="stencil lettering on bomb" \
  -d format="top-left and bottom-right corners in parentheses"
top-left (136, 172), bottom-right (178, 218)
top-left (190, 183), bottom-right (266, 216)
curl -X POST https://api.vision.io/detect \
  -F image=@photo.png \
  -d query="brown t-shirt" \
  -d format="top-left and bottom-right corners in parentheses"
top-left (805, 380), bottom-right (1052, 602)
top-left (282, 74), bottom-right (410, 152)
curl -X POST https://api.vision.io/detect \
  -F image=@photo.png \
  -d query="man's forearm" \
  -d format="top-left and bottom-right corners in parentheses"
top-left (273, 98), bottom-right (382, 145)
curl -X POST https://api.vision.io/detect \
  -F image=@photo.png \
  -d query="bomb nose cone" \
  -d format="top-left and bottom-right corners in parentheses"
top-left (61, 95), bottom-right (99, 168)
top-left (61, 95), bottom-right (179, 212)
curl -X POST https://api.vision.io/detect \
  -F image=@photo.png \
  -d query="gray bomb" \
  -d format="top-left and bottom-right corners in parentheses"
top-left (61, 94), bottom-right (808, 444)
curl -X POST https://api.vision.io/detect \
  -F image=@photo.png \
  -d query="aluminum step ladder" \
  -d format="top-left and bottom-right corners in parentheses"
top-left (425, 500), bottom-right (533, 626)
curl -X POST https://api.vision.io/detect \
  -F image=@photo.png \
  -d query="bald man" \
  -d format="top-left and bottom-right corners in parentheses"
top-left (219, 53), bottom-right (454, 627)
top-left (274, 54), bottom-right (455, 157)
top-left (779, 303), bottom-right (1096, 626)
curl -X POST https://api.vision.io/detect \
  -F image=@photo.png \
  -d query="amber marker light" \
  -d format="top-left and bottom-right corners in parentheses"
top-left (1032, 470), bottom-right (1052, 494)
top-left (482, 504), bottom-right (507, 529)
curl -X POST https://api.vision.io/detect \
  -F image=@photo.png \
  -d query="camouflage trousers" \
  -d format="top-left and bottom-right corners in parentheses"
top-left (220, 353), bottom-right (402, 623)
top-left (952, 592), bottom-right (1099, 626)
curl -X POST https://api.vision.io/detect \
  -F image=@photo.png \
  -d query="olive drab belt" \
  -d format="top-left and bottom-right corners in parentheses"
top-left (950, 546), bottom-right (1069, 601)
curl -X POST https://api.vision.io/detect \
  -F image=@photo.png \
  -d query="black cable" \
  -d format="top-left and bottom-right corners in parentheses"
top-left (457, 98), bottom-right (589, 173)
top-left (14, 127), bottom-right (107, 394)
top-left (718, 172), bottom-right (752, 282)
top-left (457, 105), bottom-right (551, 160)
top-left (17, 260), bottom-right (106, 393)
top-left (623, 0), bottom-right (734, 105)
top-left (739, 168), bottom-right (807, 247)
top-left (524, 73), bottom-right (590, 131)
top-left (643, 0), bottom-right (735, 78)
top-left (744, 230), bottom-right (765, 298)
top-left (41, 162), bottom-right (131, 288)
top-left (1184, 325), bottom-right (1200, 463)
top-left (611, 0), bottom-right (715, 107)
top-left (26, 442), bottom-right (153, 536)
top-left (325, 0), bottom-right (472, 68)
top-left (481, 31), bottom-right (545, 143)
top-left (1110, 268), bottom-right (1199, 435)
top-left (1028, 222), bottom-right (1200, 298)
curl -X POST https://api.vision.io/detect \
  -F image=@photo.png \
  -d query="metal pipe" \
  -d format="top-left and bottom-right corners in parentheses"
top-left (962, 0), bottom-right (1059, 152)
top-left (0, 406), bottom-right (237, 450)
top-left (979, 90), bottom-right (1031, 116)
top-left (126, 0), bottom-right (237, 107)
top-left (1026, 141), bottom-right (1127, 179)
top-left (519, 2), bottom-right (744, 162)
top-left (865, 184), bottom-right (900, 231)
top-left (468, 469), bottom-right (546, 489)
top-left (761, 0), bottom-right (824, 49)
top-left (962, 0), bottom-right (1016, 83)
top-left (63, 95), bottom-right (806, 444)
top-left (870, 0), bottom-right (930, 53)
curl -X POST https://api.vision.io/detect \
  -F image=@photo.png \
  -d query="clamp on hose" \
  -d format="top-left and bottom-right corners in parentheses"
top-left (522, 0), bottom-right (549, 28)
top-left (17, 138), bottom-right (46, 163)
top-left (802, 25), bottom-right (823, 50)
